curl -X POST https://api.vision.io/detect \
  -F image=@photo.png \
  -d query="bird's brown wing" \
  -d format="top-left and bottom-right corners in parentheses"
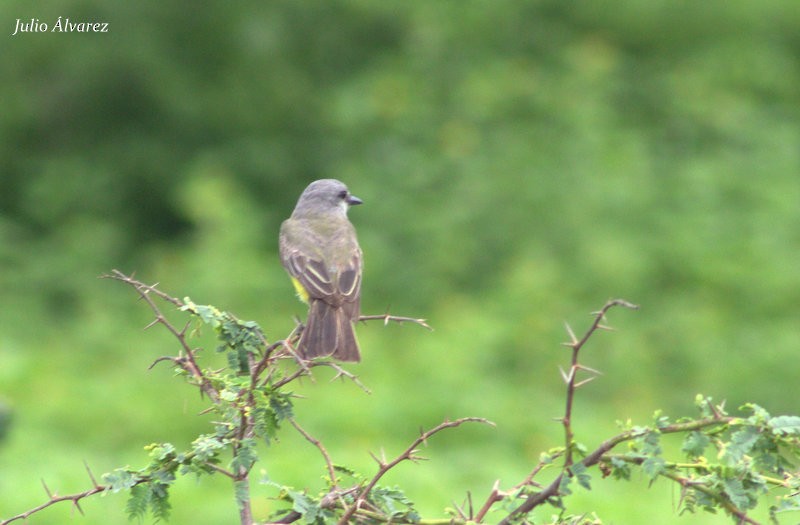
top-left (280, 233), bottom-right (361, 308)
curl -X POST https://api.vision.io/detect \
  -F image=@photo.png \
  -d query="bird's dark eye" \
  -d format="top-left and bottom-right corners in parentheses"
top-left (338, 190), bottom-right (348, 199)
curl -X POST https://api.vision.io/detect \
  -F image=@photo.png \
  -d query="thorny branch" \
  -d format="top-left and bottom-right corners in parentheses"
top-left (289, 418), bottom-right (339, 490)
top-left (561, 299), bottom-right (639, 469)
top-left (263, 417), bottom-right (494, 525)
top-left (336, 417), bottom-right (494, 525)
top-left (490, 299), bottom-right (639, 525)
top-left (1, 463), bottom-right (131, 525)
top-left (103, 269), bottom-right (221, 402)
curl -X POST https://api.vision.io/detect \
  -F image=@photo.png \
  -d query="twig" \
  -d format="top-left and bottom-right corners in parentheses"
top-left (474, 480), bottom-right (505, 522)
top-left (320, 361), bottom-right (372, 394)
top-left (0, 487), bottom-right (105, 524)
top-left (359, 312), bottom-right (433, 331)
top-left (289, 418), bottom-right (339, 489)
top-left (0, 462), bottom-right (142, 525)
top-left (561, 299), bottom-right (638, 469)
top-left (494, 299), bottom-right (638, 524)
top-left (101, 270), bottom-right (220, 403)
top-left (337, 417), bottom-right (494, 524)
top-left (103, 269), bottom-right (183, 307)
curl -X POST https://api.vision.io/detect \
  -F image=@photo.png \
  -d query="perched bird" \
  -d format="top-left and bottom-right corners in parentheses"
top-left (279, 179), bottom-right (363, 361)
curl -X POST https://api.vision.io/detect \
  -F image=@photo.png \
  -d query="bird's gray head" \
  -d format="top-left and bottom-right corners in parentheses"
top-left (292, 179), bottom-right (363, 218)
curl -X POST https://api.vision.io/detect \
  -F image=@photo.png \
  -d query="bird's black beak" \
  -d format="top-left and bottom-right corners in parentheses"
top-left (347, 195), bottom-right (363, 206)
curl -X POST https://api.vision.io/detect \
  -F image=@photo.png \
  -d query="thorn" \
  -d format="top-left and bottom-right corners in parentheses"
top-left (148, 356), bottom-right (176, 370)
top-left (564, 322), bottom-right (579, 345)
top-left (369, 448), bottom-right (388, 466)
top-left (614, 299), bottom-right (640, 310)
top-left (84, 461), bottom-right (99, 488)
top-left (575, 376), bottom-right (597, 388)
top-left (451, 500), bottom-right (467, 520)
top-left (408, 452), bottom-right (429, 463)
top-left (41, 479), bottom-right (54, 499)
top-left (419, 427), bottom-right (430, 446)
top-left (143, 318), bottom-right (159, 330)
top-left (558, 366), bottom-right (570, 383)
top-left (368, 450), bottom-right (382, 466)
top-left (597, 324), bottom-right (615, 331)
top-left (709, 400), bottom-right (723, 419)
top-left (73, 499), bottom-right (84, 516)
top-left (576, 364), bottom-right (602, 376)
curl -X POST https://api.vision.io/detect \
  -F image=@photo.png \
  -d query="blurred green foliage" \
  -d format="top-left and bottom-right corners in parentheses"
top-left (1, 1), bottom-right (799, 524)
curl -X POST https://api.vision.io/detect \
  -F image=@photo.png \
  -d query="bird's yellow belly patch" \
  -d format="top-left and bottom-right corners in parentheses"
top-left (291, 276), bottom-right (310, 303)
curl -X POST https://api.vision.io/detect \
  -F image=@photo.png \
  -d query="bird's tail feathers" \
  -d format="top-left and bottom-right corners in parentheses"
top-left (298, 300), bottom-right (360, 362)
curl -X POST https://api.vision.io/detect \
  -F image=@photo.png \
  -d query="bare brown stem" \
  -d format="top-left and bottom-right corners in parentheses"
top-left (101, 270), bottom-right (220, 403)
top-left (337, 417), bottom-right (494, 524)
top-left (290, 418), bottom-right (339, 489)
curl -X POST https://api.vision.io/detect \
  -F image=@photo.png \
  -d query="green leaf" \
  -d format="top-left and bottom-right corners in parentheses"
top-left (219, 388), bottom-right (239, 402)
top-left (269, 392), bottom-right (294, 422)
top-left (147, 442), bottom-right (176, 462)
top-left (570, 462), bottom-right (592, 490)
top-left (653, 410), bottom-right (670, 429)
top-left (103, 468), bottom-right (139, 492)
top-left (125, 481), bottom-right (172, 522)
top-left (369, 485), bottom-right (420, 520)
top-left (192, 434), bottom-right (226, 462)
top-left (333, 464), bottom-right (358, 477)
top-left (231, 438), bottom-right (258, 473)
top-left (558, 472), bottom-right (573, 496)
top-left (181, 300), bottom-right (223, 327)
top-left (769, 415), bottom-right (800, 436)
top-left (695, 395), bottom-right (714, 418)
top-left (125, 484), bottom-right (149, 521)
top-left (682, 431), bottom-right (710, 458)
top-left (610, 457), bottom-right (631, 480)
top-left (742, 403), bottom-right (771, 423)
top-left (722, 426), bottom-right (760, 466)
top-left (641, 456), bottom-right (665, 480)
top-left (722, 478), bottom-right (753, 510)
top-left (234, 479), bottom-right (250, 514)
top-left (641, 431), bottom-right (662, 456)
top-left (150, 483), bottom-right (172, 522)
top-left (288, 490), bottom-right (322, 522)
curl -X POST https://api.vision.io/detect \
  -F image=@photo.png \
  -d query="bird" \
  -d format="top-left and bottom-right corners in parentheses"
top-left (279, 179), bottom-right (363, 361)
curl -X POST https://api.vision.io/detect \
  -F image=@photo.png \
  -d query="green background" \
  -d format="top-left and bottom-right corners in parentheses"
top-left (2, 1), bottom-right (799, 523)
